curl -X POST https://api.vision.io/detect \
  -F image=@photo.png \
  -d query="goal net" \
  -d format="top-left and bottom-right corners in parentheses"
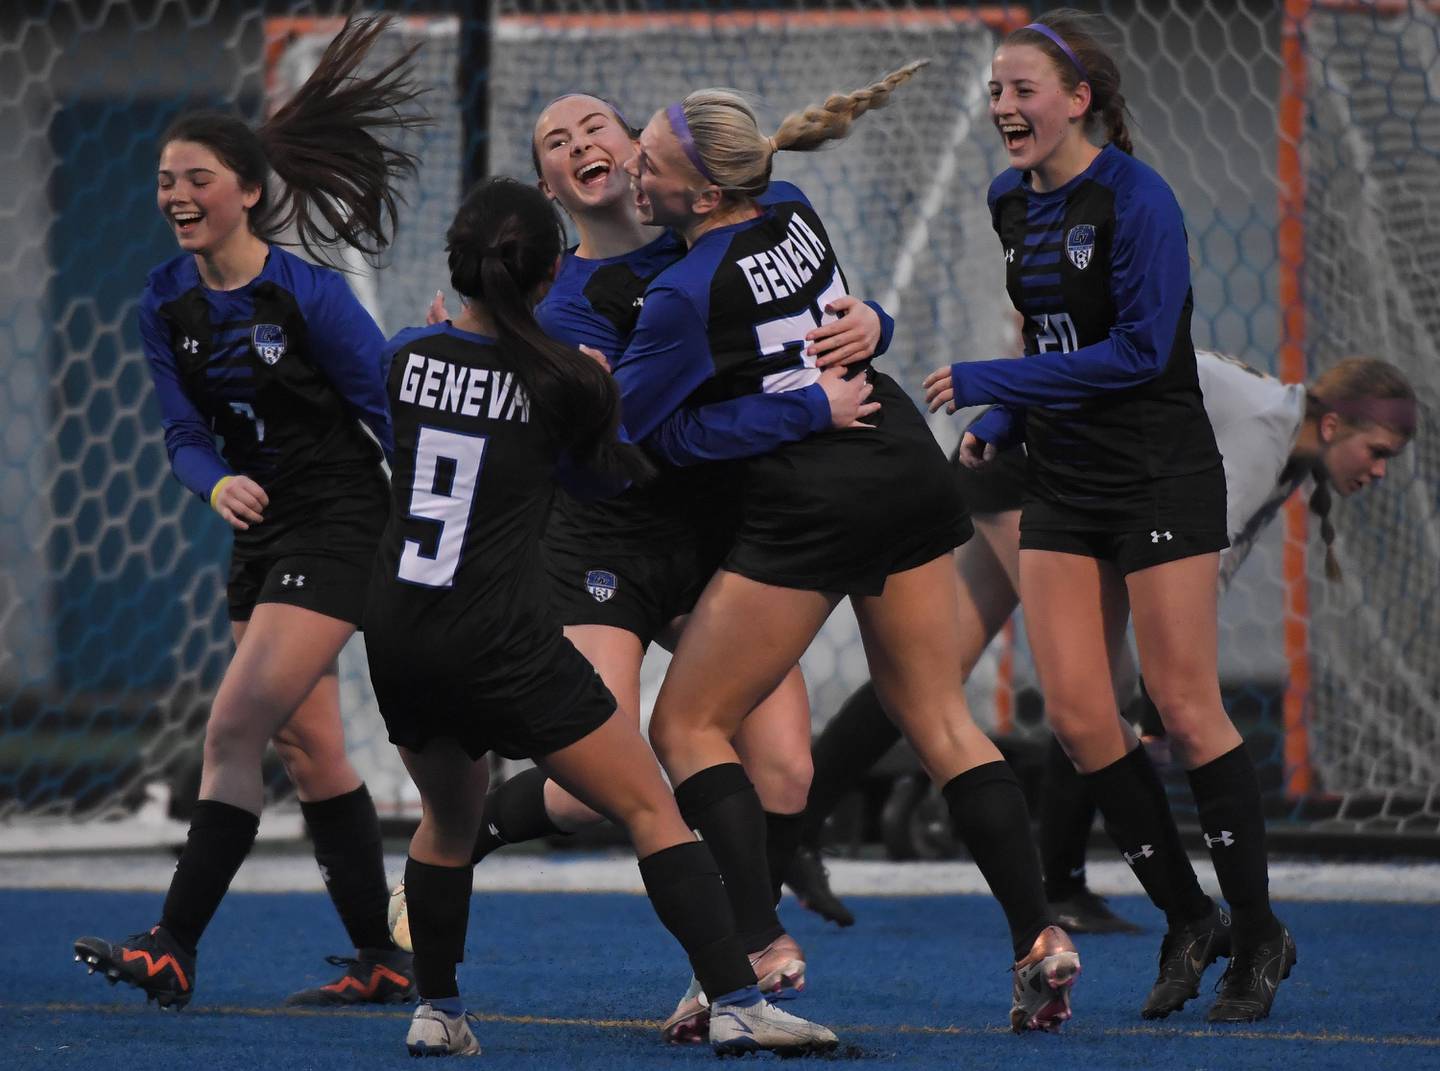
top-left (1, 1), bottom-right (1434, 845)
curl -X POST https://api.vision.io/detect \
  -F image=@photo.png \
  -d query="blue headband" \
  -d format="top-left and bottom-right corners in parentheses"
top-left (665, 101), bottom-right (719, 185)
top-left (1022, 23), bottom-right (1089, 83)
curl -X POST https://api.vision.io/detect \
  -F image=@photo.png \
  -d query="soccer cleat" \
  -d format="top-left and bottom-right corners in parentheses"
top-left (748, 933), bottom-right (806, 994)
top-left (661, 974), bottom-right (711, 1044)
top-left (1048, 889), bottom-right (1144, 935)
top-left (73, 926), bottom-right (195, 1010)
top-left (1207, 925), bottom-right (1296, 1023)
top-left (285, 948), bottom-right (416, 1006)
top-left (1141, 903), bottom-right (1232, 1019)
top-left (1010, 924), bottom-right (1081, 1033)
top-left (709, 994), bottom-right (839, 1057)
top-left (405, 1001), bottom-right (482, 1057)
top-left (784, 846), bottom-right (855, 928)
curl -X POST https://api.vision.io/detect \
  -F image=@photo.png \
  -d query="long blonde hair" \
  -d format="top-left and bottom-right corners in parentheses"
top-left (672, 60), bottom-right (928, 199)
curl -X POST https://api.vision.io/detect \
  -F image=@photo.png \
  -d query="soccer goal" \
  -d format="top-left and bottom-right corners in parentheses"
top-left (0, 1), bottom-right (1434, 849)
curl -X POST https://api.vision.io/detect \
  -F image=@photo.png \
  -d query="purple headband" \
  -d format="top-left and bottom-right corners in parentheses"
top-left (1327, 396), bottom-right (1418, 436)
top-left (1022, 22), bottom-right (1089, 83)
top-left (666, 101), bottom-right (719, 184)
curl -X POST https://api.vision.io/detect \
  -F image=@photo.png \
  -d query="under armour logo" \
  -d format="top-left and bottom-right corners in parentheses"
top-left (632, 296), bottom-right (644, 308)
top-left (487, 822), bottom-right (501, 839)
top-left (1150, 530), bottom-right (1173, 543)
top-left (181, 337), bottom-right (199, 354)
top-left (318, 863), bottom-right (332, 884)
top-left (281, 574), bottom-right (305, 587)
top-left (1203, 830), bottom-right (1235, 848)
top-left (1123, 844), bottom-right (1155, 866)
top-left (1005, 247), bottom-right (1015, 264)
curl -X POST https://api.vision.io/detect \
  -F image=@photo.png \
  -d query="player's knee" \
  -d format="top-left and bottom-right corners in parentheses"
top-left (202, 712), bottom-right (268, 770)
top-left (270, 727), bottom-right (350, 796)
top-left (749, 750), bottom-right (813, 815)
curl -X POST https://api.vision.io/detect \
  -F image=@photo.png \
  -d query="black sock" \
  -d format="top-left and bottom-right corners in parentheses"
top-left (1085, 745), bottom-right (1211, 928)
top-left (1187, 744), bottom-right (1279, 947)
top-left (801, 681), bottom-right (901, 847)
top-left (1039, 736), bottom-right (1096, 901)
top-left (638, 840), bottom-right (755, 999)
top-left (942, 762), bottom-right (1052, 960)
top-left (301, 784), bottom-right (393, 951)
top-left (159, 799), bottom-right (260, 954)
top-left (471, 766), bottom-right (565, 864)
top-left (673, 763), bottom-right (781, 952)
top-left (764, 810), bottom-right (805, 905)
top-left (404, 857), bottom-right (473, 1001)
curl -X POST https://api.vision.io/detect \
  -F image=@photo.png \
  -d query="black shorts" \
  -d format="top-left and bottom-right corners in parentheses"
top-left (544, 543), bottom-right (712, 649)
top-left (226, 473), bottom-right (388, 625)
top-left (373, 632), bottom-right (617, 761)
top-left (227, 549), bottom-right (374, 625)
top-left (949, 443), bottom-right (1027, 516)
top-left (1019, 524), bottom-right (1229, 575)
top-left (724, 373), bottom-right (972, 596)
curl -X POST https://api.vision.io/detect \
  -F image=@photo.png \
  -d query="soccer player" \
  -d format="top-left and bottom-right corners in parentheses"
top-left (923, 12), bottom-right (1311, 1023)
top-left (792, 351), bottom-right (1417, 932)
top-left (612, 67), bottom-right (1080, 1035)
top-left (402, 94), bottom-right (882, 1043)
top-left (72, 16), bottom-right (428, 1010)
top-left (366, 176), bottom-right (839, 1058)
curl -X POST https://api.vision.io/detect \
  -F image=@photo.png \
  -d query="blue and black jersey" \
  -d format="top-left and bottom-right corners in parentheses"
top-left (138, 245), bottom-right (392, 549)
top-left (958, 144), bottom-right (1222, 527)
top-left (609, 182), bottom-right (968, 595)
top-left (367, 323), bottom-right (607, 704)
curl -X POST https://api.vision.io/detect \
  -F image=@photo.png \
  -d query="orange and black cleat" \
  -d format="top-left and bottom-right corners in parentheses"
top-left (284, 948), bottom-right (415, 1006)
top-left (74, 926), bottom-right (195, 1010)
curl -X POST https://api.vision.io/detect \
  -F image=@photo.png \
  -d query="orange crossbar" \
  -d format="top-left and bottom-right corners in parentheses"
top-left (498, 8), bottom-right (1031, 36)
top-left (1277, 0), bottom-right (1313, 797)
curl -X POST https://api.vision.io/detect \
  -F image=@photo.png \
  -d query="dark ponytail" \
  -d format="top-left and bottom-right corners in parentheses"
top-left (160, 15), bottom-right (429, 267)
top-left (447, 177), bottom-right (653, 485)
top-left (1007, 9), bottom-right (1133, 154)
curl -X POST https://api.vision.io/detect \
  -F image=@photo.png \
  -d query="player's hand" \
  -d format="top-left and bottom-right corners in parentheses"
top-left (956, 431), bottom-right (996, 470)
top-left (211, 475), bottom-right (268, 530)
top-left (425, 290), bottom-right (449, 326)
top-left (807, 296), bottom-right (881, 368)
top-left (819, 365), bottom-right (880, 429)
top-left (923, 364), bottom-right (958, 414)
top-left (578, 344), bottom-right (611, 371)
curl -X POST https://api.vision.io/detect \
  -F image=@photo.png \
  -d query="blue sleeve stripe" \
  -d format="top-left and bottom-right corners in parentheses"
top-left (1025, 250), bottom-right (1062, 267)
top-left (1027, 296), bottom-right (1065, 311)
top-left (1024, 230), bottom-right (1062, 246)
top-left (1021, 273), bottom-right (1062, 288)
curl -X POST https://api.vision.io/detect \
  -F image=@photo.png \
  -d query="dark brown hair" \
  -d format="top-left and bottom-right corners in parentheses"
top-left (447, 177), bottom-right (653, 485)
top-left (1007, 9), bottom-right (1133, 154)
top-left (161, 15), bottom-right (429, 267)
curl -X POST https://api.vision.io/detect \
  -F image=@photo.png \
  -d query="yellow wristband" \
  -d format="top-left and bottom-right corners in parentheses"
top-left (209, 475), bottom-right (235, 510)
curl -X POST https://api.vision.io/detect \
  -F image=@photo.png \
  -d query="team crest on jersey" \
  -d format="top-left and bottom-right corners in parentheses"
top-left (585, 569), bottom-right (618, 603)
top-left (251, 324), bottom-right (287, 365)
top-left (1065, 225), bottom-right (1095, 270)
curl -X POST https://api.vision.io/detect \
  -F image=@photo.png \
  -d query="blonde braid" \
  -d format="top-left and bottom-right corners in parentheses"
top-left (770, 60), bottom-right (929, 153)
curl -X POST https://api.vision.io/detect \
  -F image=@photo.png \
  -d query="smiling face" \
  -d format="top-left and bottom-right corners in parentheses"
top-left (989, 43), bottom-right (1091, 184)
top-left (156, 139), bottom-right (259, 256)
top-left (533, 95), bottom-right (637, 216)
top-left (623, 111), bottom-right (713, 230)
top-left (1319, 416), bottom-right (1409, 496)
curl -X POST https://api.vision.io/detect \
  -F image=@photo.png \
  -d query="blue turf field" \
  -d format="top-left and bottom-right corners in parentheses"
top-left (6, 888), bottom-right (1438, 1069)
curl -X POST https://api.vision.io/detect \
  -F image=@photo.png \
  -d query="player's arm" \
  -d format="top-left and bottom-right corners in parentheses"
top-left (308, 273), bottom-right (395, 458)
top-left (139, 299), bottom-right (267, 528)
top-left (927, 185), bottom-right (1190, 412)
top-left (139, 297), bottom-right (230, 501)
top-left (614, 286), bottom-right (876, 467)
